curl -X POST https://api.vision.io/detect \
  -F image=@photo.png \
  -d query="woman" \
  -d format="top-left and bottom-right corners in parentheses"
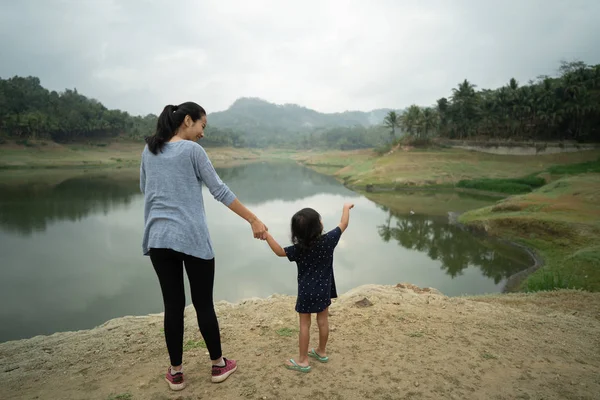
top-left (140, 102), bottom-right (268, 391)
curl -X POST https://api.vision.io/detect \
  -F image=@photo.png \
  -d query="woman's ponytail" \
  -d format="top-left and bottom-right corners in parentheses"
top-left (145, 102), bottom-right (206, 154)
top-left (146, 104), bottom-right (179, 154)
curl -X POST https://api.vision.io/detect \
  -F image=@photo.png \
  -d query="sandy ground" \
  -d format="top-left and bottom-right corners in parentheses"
top-left (1, 284), bottom-right (599, 400)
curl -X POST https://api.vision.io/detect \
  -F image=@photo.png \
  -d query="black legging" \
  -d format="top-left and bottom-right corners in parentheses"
top-left (149, 248), bottom-right (222, 366)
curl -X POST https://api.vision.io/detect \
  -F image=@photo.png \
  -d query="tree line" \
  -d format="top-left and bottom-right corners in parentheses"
top-left (384, 61), bottom-right (600, 143)
top-left (0, 76), bottom-right (136, 142)
top-left (3, 60), bottom-right (599, 149)
top-left (0, 75), bottom-right (388, 149)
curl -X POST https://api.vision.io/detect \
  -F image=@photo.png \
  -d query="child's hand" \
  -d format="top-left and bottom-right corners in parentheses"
top-left (343, 203), bottom-right (354, 210)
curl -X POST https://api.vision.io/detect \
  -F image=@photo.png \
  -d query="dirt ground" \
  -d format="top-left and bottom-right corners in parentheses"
top-left (1, 284), bottom-right (599, 400)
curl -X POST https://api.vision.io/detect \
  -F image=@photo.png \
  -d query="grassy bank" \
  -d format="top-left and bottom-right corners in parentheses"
top-left (458, 173), bottom-right (600, 292)
top-left (299, 148), bottom-right (600, 293)
top-left (0, 141), bottom-right (269, 169)
top-left (296, 147), bottom-right (600, 189)
top-left (3, 141), bottom-right (599, 188)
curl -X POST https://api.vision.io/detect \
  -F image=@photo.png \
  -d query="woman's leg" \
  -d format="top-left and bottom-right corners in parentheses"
top-left (182, 255), bottom-right (222, 363)
top-left (316, 308), bottom-right (329, 356)
top-left (149, 249), bottom-right (185, 369)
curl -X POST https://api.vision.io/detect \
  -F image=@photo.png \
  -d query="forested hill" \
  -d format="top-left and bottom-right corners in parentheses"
top-left (204, 97), bottom-right (395, 148)
top-left (209, 97), bottom-right (391, 134)
top-left (0, 76), bottom-right (394, 149)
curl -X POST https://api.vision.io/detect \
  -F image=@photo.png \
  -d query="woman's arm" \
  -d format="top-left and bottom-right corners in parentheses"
top-left (139, 158), bottom-right (146, 194)
top-left (228, 198), bottom-right (268, 239)
top-left (192, 144), bottom-right (268, 239)
top-left (265, 232), bottom-right (286, 257)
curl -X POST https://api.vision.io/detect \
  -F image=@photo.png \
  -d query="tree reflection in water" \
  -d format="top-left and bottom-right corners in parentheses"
top-left (376, 207), bottom-right (532, 284)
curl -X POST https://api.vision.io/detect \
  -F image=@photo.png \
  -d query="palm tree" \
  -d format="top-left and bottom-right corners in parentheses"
top-left (450, 79), bottom-right (479, 139)
top-left (383, 111), bottom-right (400, 141)
top-left (421, 107), bottom-right (439, 138)
top-left (436, 97), bottom-right (450, 137)
top-left (401, 105), bottom-right (423, 138)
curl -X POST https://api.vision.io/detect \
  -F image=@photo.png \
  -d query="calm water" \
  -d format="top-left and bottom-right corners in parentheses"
top-left (0, 163), bottom-right (532, 342)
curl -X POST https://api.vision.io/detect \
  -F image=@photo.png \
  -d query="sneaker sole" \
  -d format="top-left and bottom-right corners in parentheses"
top-left (165, 378), bottom-right (186, 391)
top-left (211, 365), bottom-right (237, 383)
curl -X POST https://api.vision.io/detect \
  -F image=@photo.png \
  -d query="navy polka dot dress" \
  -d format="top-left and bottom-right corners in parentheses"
top-left (284, 227), bottom-right (341, 314)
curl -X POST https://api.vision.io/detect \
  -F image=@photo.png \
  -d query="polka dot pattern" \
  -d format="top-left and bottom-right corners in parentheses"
top-left (284, 227), bottom-right (341, 313)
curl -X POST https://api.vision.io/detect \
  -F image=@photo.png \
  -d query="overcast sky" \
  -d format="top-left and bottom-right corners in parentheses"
top-left (1, 0), bottom-right (599, 116)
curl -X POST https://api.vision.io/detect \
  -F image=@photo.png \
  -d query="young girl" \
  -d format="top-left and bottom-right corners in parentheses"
top-left (265, 203), bottom-right (354, 373)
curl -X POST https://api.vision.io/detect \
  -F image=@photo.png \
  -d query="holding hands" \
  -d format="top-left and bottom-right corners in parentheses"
top-left (251, 202), bottom-right (354, 243)
top-left (250, 217), bottom-right (268, 240)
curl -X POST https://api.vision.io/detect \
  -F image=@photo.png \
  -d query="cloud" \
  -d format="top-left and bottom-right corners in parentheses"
top-left (1, 0), bottom-right (599, 116)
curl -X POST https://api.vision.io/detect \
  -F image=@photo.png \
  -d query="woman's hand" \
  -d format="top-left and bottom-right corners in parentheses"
top-left (250, 218), bottom-right (268, 240)
top-left (226, 199), bottom-right (268, 239)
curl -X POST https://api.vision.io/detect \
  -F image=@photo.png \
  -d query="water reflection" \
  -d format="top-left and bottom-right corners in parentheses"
top-left (0, 162), bottom-right (533, 342)
top-left (0, 175), bottom-right (140, 236)
top-left (0, 162), bottom-right (350, 236)
top-left (216, 162), bottom-right (351, 202)
top-left (376, 206), bottom-right (532, 284)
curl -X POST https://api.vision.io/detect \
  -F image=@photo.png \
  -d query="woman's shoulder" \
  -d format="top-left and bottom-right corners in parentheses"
top-left (141, 141), bottom-right (201, 155)
top-left (163, 140), bottom-right (206, 159)
top-left (170, 140), bottom-right (202, 151)
top-left (181, 140), bottom-right (208, 156)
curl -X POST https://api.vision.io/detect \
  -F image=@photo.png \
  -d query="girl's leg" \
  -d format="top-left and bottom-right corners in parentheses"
top-left (183, 255), bottom-right (222, 363)
top-left (296, 313), bottom-right (312, 366)
top-left (316, 307), bottom-right (329, 356)
top-left (149, 249), bottom-right (185, 369)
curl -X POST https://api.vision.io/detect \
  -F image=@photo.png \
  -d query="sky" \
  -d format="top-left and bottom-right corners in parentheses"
top-left (1, 0), bottom-right (599, 116)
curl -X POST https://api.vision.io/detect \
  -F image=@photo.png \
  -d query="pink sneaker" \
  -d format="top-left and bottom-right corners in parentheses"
top-left (165, 368), bottom-right (185, 391)
top-left (211, 358), bottom-right (237, 383)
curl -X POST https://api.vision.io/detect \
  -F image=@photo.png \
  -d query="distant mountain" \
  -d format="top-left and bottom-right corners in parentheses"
top-left (208, 97), bottom-right (400, 135)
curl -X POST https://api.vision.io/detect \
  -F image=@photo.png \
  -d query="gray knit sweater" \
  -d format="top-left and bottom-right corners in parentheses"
top-left (140, 140), bottom-right (237, 259)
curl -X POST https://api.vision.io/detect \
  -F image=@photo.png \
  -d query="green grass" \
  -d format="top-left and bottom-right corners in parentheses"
top-left (546, 158), bottom-right (600, 175)
top-left (482, 352), bottom-right (498, 360)
top-left (525, 270), bottom-right (585, 292)
top-left (406, 331), bottom-right (424, 338)
top-left (459, 174), bottom-right (600, 293)
top-left (276, 327), bottom-right (297, 337)
top-left (456, 176), bottom-right (546, 194)
top-left (456, 159), bottom-right (600, 194)
top-left (183, 339), bottom-right (206, 351)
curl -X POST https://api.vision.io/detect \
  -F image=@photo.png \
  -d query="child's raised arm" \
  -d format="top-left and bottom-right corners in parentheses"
top-left (266, 232), bottom-right (287, 257)
top-left (338, 203), bottom-right (354, 233)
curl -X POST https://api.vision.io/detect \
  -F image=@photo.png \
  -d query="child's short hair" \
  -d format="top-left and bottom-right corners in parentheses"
top-left (291, 208), bottom-right (323, 250)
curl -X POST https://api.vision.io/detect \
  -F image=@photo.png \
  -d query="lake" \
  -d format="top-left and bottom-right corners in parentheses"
top-left (0, 162), bottom-right (533, 342)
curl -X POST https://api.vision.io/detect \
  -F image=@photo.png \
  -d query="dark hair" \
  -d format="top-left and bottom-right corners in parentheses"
top-left (291, 208), bottom-right (323, 250)
top-left (145, 102), bottom-right (206, 154)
